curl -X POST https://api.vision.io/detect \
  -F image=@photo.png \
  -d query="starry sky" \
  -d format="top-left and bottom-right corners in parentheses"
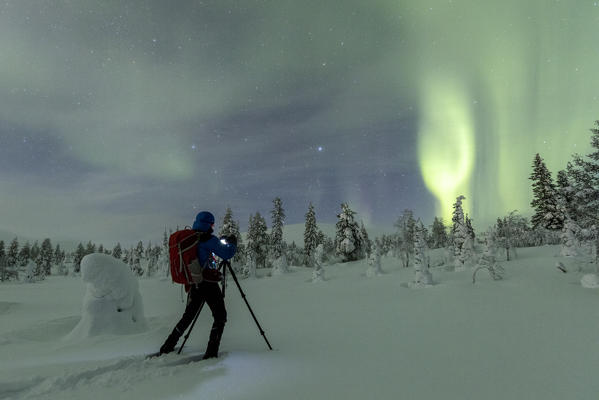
top-left (1, 1), bottom-right (599, 246)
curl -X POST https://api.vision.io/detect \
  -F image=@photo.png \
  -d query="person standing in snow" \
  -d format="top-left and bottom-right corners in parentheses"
top-left (160, 211), bottom-right (237, 359)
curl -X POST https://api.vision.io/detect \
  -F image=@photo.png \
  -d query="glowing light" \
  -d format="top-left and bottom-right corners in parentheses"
top-left (418, 75), bottom-right (475, 223)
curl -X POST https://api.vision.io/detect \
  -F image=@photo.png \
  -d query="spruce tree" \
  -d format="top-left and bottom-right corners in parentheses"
top-left (311, 244), bottom-right (326, 282)
top-left (360, 222), bottom-right (372, 257)
top-left (85, 241), bottom-right (96, 255)
top-left (556, 169), bottom-right (577, 220)
top-left (219, 207), bottom-right (245, 265)
top-left (452, 195), bottom-right (470, 269)
top-left (270, 197), bottom-right (285, 259)
top-left (18, 241), bottom-right (31, 267)
top-left (304, 203), bottom-right (320, 265)
top-left (112, 243), bottom-right (122, 260)
top-left (465, 215), bottom-right (475, 240)
top-left (246, 213), bottom-right (268, 268)
top-left (335, 203), bottom-right (364, 262)
top-left (529, 153), bottom-right (563, 230)
top-left (73, 243), bottom-right (86, 273)
top-left (53, 244), bottom-right (63, 265)
top-left (411, 221), bottom-right (433, 287)
top-left (395, 209), bottom-right (416, 268)
top-left (0, 240), bottom-right (4, 261)
top-left (7, 238), bottom-right (19, 269)
top-left (40, 238), bottom-right (53, 276)
top-left (430, 217), bottom-right (448, 249)
top-left (30, 241), bottom-right (40, 263)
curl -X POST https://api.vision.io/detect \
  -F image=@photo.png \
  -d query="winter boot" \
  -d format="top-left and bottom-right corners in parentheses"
top-left (160, 327), bottom-right (182, 355)
top-left (203, 324), bottom-right (224, 359)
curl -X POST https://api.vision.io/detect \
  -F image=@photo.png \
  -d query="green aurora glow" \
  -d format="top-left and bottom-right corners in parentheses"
top-left (398, 1), bottom-right (599, 225)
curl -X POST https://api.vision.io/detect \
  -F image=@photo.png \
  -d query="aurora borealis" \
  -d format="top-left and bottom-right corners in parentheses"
top-left (1, 1), bottom-right (599, 244)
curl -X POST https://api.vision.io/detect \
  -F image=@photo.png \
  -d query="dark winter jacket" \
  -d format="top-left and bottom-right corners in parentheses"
top-left (197, 234), bottom-right (236, 267)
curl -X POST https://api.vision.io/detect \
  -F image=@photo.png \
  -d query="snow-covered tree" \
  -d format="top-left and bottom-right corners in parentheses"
top-left (495, 210), bottom-right (527, 261)
top-left (429, 217), bottom-right (448, 249)
top-left (73, 243), bottom-right (86, 273)
top-left (7, 238), bottom-right (19, 272)
top-left (247, 213), bottom-right (269, 269)
top-left (219, 207), bottom-right (245, 265)
top-left (24, 260), bottom-right (37, 283)
top-left (39, 238), bottom-right (53, 276)
top-left (112, 243), bottom-right (122, 260)
top-left (304, 203), bottom-right (321, 265)
top-left (17, 241), bottom-right (30, 267)
top-left (30, 241), bottom-right (40, 263)
top-left (473, 231), bottom-right (504, 283)
top-left (53, 244), bottom-right (65, 265)
top-left (366, 244), bottom-right (383, 278)
top-left (560, 217), bottom-right (580, 258)
top-left (335, 203), bottom-right (364, 262)
top-left (395, 209), bottom-right (416, 268)
top-left (157, 229), bottom-right (170, 277)
top-left (465, 215), bottom-right (475, 240)
top-left (311, 244), bottom-right (325, 282)
top-left (85, 241), bottom-right (95, 255)
top-left (129, 242), bottom-right (144, 276)
top-left (410, 221), bottom-right (433, 287)
top-left (529, 153), bottom-right (563, 231)
top-left (452, 195), bottom-right (470, 270)
top-left (360, 222), bottom-right (372, 257)
top-left (270, 198), bottom-right (285, 258)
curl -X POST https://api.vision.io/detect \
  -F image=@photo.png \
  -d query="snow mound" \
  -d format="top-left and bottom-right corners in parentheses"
top-left (66, 253), bottom-right (148, 340)
top-left (581, 274), bottom-right (599, 289)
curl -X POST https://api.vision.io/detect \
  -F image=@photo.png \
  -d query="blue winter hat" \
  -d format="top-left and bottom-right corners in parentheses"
top-left (192, 211), bottom-right (215, 232)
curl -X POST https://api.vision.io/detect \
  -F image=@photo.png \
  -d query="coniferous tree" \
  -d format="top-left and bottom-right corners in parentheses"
top-left (112, 243), bottom-right (122, 260)
top-left (360, 222), bottom-right (372, 257)
top-left (529, 153), bottom-right (563, 230)
top-left (132, 241), bottom-right (144, 276)
top-left (53, 244), bottom-right (63, 265)
top-left (430, 217), bottom-right (448, 249)
top-left (246, 213), bottom-right (269, 269)
top-left (85, 241), bottom-right (96, 255)
top-left (7, 238), bottom-right (19, 269)
top-left (39, 238), bottom-right (53, 276)
top-left (366, 243), bottom-right (383, 278)
top-left (311, 244), bottom-right (325, 282)
top-left (98, 244), bottom-right (104, 254)
top-left (465, 215), bottom-right (475, 240)
top-left (270, 197), bottom-right (285, 259)
top-left (30, 241), bottom-right (40, 263)
top-left (304, 203), bottom-right (320, 265)
top-left (473, 231), bottom-right (504, 283)
top-left (411, 221), bottom-right (433, 287)
top-left (73, 243), bottom-right (86, 273)
top-left (0, 241), bottom-right (4, 261)
top-left (18, 241), bottom-right (31, 267)
top-left (452, 195), bottom-right (470, 269)
top-left (219, 207), bottom-right (245, 265)
top-left (495, 210), bottom-right (525, 261)
top-left (395, 209), bottom-right (416, 268)
top-left (335, 203), bottom-right (364, 262)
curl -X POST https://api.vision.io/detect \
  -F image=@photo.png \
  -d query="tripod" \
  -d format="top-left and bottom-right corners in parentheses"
top-left (177, 260), bottom-right (273, 354)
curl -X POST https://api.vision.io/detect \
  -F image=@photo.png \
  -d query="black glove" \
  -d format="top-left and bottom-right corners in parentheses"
top-left (225, 235), bottom-right (238, 246)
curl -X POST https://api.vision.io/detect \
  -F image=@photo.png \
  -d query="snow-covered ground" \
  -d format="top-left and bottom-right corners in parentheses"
top-left (1, 245), bottom-right (599, 399)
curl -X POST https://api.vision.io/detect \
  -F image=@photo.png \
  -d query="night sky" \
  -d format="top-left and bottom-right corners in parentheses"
top-left (1, 1), bottom-right (599, 245)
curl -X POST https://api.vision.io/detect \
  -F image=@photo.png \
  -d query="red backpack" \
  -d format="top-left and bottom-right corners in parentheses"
top-left (169, 229), bottom-right (201, 285)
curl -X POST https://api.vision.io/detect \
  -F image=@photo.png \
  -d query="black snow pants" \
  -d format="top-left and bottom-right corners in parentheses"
top-left (162, 281), bottom-right (227, 357)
